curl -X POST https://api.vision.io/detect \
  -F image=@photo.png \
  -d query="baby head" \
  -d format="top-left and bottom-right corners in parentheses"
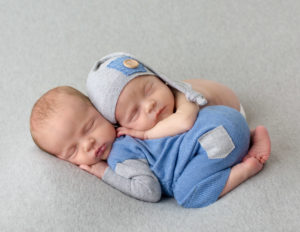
top-left (87, 53), bottom-right (181, 130)
top-left (87, 53), bottom-right (206, 131)
top-left (30, 86), bottom-right (116, 166)
top-left (114, 74), bottom-right (174, 130)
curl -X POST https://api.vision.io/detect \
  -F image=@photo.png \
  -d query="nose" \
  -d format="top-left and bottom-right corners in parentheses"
top-left (144, 99), bottom-right (156, 114)
top-left (83, 137), bottom-right (96, 152)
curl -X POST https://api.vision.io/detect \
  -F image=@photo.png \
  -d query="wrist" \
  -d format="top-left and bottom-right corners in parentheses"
top-left (100, 166), bottom-right (108, 179)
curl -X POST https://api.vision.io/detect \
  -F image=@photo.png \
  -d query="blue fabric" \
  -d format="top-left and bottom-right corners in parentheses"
top-left (108, 106), bottom-right (250, 208)
top-left (107, 56), bottom-right (147, 76)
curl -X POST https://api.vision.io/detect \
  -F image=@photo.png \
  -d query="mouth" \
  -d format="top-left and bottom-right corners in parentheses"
top-left (95, 144), bottom-right (106, 159)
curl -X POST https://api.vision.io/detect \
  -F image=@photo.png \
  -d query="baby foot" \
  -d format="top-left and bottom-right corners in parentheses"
top-left (242, 156), bottom-right (264, 177)
top-left (243, 126), bottom-right (271, 164)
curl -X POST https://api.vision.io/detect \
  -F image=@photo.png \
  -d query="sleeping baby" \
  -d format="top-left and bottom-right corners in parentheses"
top-left (30, 53), bottom-right (271, 208)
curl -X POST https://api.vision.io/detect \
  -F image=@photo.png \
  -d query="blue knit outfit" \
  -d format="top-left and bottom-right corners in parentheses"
top-left (107, 105), bottom-right (250, 208)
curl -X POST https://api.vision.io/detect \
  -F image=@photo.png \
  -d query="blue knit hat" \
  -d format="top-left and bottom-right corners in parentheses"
top-left (87, 52), bottom-right (207, 124)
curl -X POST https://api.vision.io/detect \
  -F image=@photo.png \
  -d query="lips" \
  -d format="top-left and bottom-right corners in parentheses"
top-left (95, 144), bottom-right (106, 159)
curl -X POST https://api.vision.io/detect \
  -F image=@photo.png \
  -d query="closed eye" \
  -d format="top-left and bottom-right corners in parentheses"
top-left (84, 120), bottom-right (94, 133)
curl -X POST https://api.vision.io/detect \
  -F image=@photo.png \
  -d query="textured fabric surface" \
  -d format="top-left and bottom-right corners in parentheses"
top-left (198, 125), bottom-right (235, 159)
top-left (108, 106), bottom-right (250, 208)
top-left (1, 0), bottom-right (300, 231)
top-left (103, 159), bottom-right (161, 202)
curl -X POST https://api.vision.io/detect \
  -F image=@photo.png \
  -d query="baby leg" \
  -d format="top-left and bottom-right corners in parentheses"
top-left (219, 157), bottom-right (263, 197)
top-left (219, 126), bottom-right (271, 197)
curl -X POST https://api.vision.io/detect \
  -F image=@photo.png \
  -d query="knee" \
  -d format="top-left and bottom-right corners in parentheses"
top-left (173, 182), bottom-right (213, 208)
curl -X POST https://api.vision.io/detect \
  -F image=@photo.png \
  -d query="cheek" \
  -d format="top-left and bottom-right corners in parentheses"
top-left (164, 91), bottom-right (175, 111)
top-left (99, 126), bottom-right (116, 140)
top-left (108, 127), bottom-right (117, 139)
top-left (159, 110), bottom-right (172, 122)
top-left (145, 117), bottom-right (156, 127)
top-left (134, 116), bottom-right (155, 131)
top-left (161, 87), bottom-right (174, 103)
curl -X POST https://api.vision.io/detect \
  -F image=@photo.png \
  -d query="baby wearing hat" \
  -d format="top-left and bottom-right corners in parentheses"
top-left (85, 53), bottom-right (271, 207)
top-left (29, 53), bottom-right (271, 208)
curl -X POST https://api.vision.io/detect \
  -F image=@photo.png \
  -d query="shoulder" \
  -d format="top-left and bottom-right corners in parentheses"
top-left (108, 136), bottom-right (145, 170)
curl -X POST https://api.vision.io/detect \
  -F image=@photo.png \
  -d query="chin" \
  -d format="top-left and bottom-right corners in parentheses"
top-left (141, 123), bottom-right (156, 131)
top-left (160, 113), bottom-right (171, 122)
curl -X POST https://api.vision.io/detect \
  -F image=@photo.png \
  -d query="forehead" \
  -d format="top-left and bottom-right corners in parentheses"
top-left (131, 74), bottom-right (159, 84)
top-left (37, 95), bottom-right (92, 155)
top-left (122, 75), bottom-right (160, 93)
top-left (116, 75), bottom-right (165, 117)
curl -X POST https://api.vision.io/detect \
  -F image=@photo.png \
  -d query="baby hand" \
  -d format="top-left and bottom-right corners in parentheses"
top-left (117, 127), bottom-right (147, 139)
top-left (79, 161), bottom-right (108, 179)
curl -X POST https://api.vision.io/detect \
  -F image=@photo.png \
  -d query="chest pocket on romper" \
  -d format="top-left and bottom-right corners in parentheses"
top-left (198, 126), bottom-right (235, 159)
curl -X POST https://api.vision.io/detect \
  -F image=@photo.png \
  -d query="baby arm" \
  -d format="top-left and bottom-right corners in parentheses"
top-left (117, 90), bottom-right (199, 139)
top-left (80, 159), bottom-right (161, 202)
top-left (144, 90), bottom-right (199, 139)
top-left (79, 161), bottom-right (108, 179)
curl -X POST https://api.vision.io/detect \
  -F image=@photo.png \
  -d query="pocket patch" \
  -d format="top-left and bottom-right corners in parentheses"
top-left (198, 126), bottom-right (235, 159)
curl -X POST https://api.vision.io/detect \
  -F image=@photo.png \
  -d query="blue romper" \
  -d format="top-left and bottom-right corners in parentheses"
top-left (106, 105), bottom-right (250, 208)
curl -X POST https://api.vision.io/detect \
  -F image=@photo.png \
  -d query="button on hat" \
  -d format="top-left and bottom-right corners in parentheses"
top-left (123, 59), bottom-right (139, 69)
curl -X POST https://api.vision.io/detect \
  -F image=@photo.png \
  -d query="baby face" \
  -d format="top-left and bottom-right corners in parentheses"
top-left (37, 95), bottom-right (116, 165)
top-left (115, 75), bottom-right (175, 130)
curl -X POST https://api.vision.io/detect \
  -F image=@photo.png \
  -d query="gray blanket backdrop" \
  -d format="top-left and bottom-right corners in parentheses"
top-left (1, 1), bottom-right (299, 231)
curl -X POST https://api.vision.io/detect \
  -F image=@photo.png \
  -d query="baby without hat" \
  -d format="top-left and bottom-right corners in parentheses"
top-left (87, 52), bottom-right (207, 124)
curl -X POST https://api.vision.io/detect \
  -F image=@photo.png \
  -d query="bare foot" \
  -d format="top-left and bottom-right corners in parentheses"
top-left (243, 126), bottom-right (271, 164)
top-left (242, 157), bottom-right (264, 177)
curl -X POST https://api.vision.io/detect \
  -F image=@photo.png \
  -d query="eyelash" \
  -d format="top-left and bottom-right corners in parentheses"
top-left (85, 120), bottom-right (94, 132)
top-left (129, 83), bottom-right (153, 122)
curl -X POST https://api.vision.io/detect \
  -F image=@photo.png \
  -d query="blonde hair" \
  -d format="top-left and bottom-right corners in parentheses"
top-left (30, 86), bottom-right (90, 152)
